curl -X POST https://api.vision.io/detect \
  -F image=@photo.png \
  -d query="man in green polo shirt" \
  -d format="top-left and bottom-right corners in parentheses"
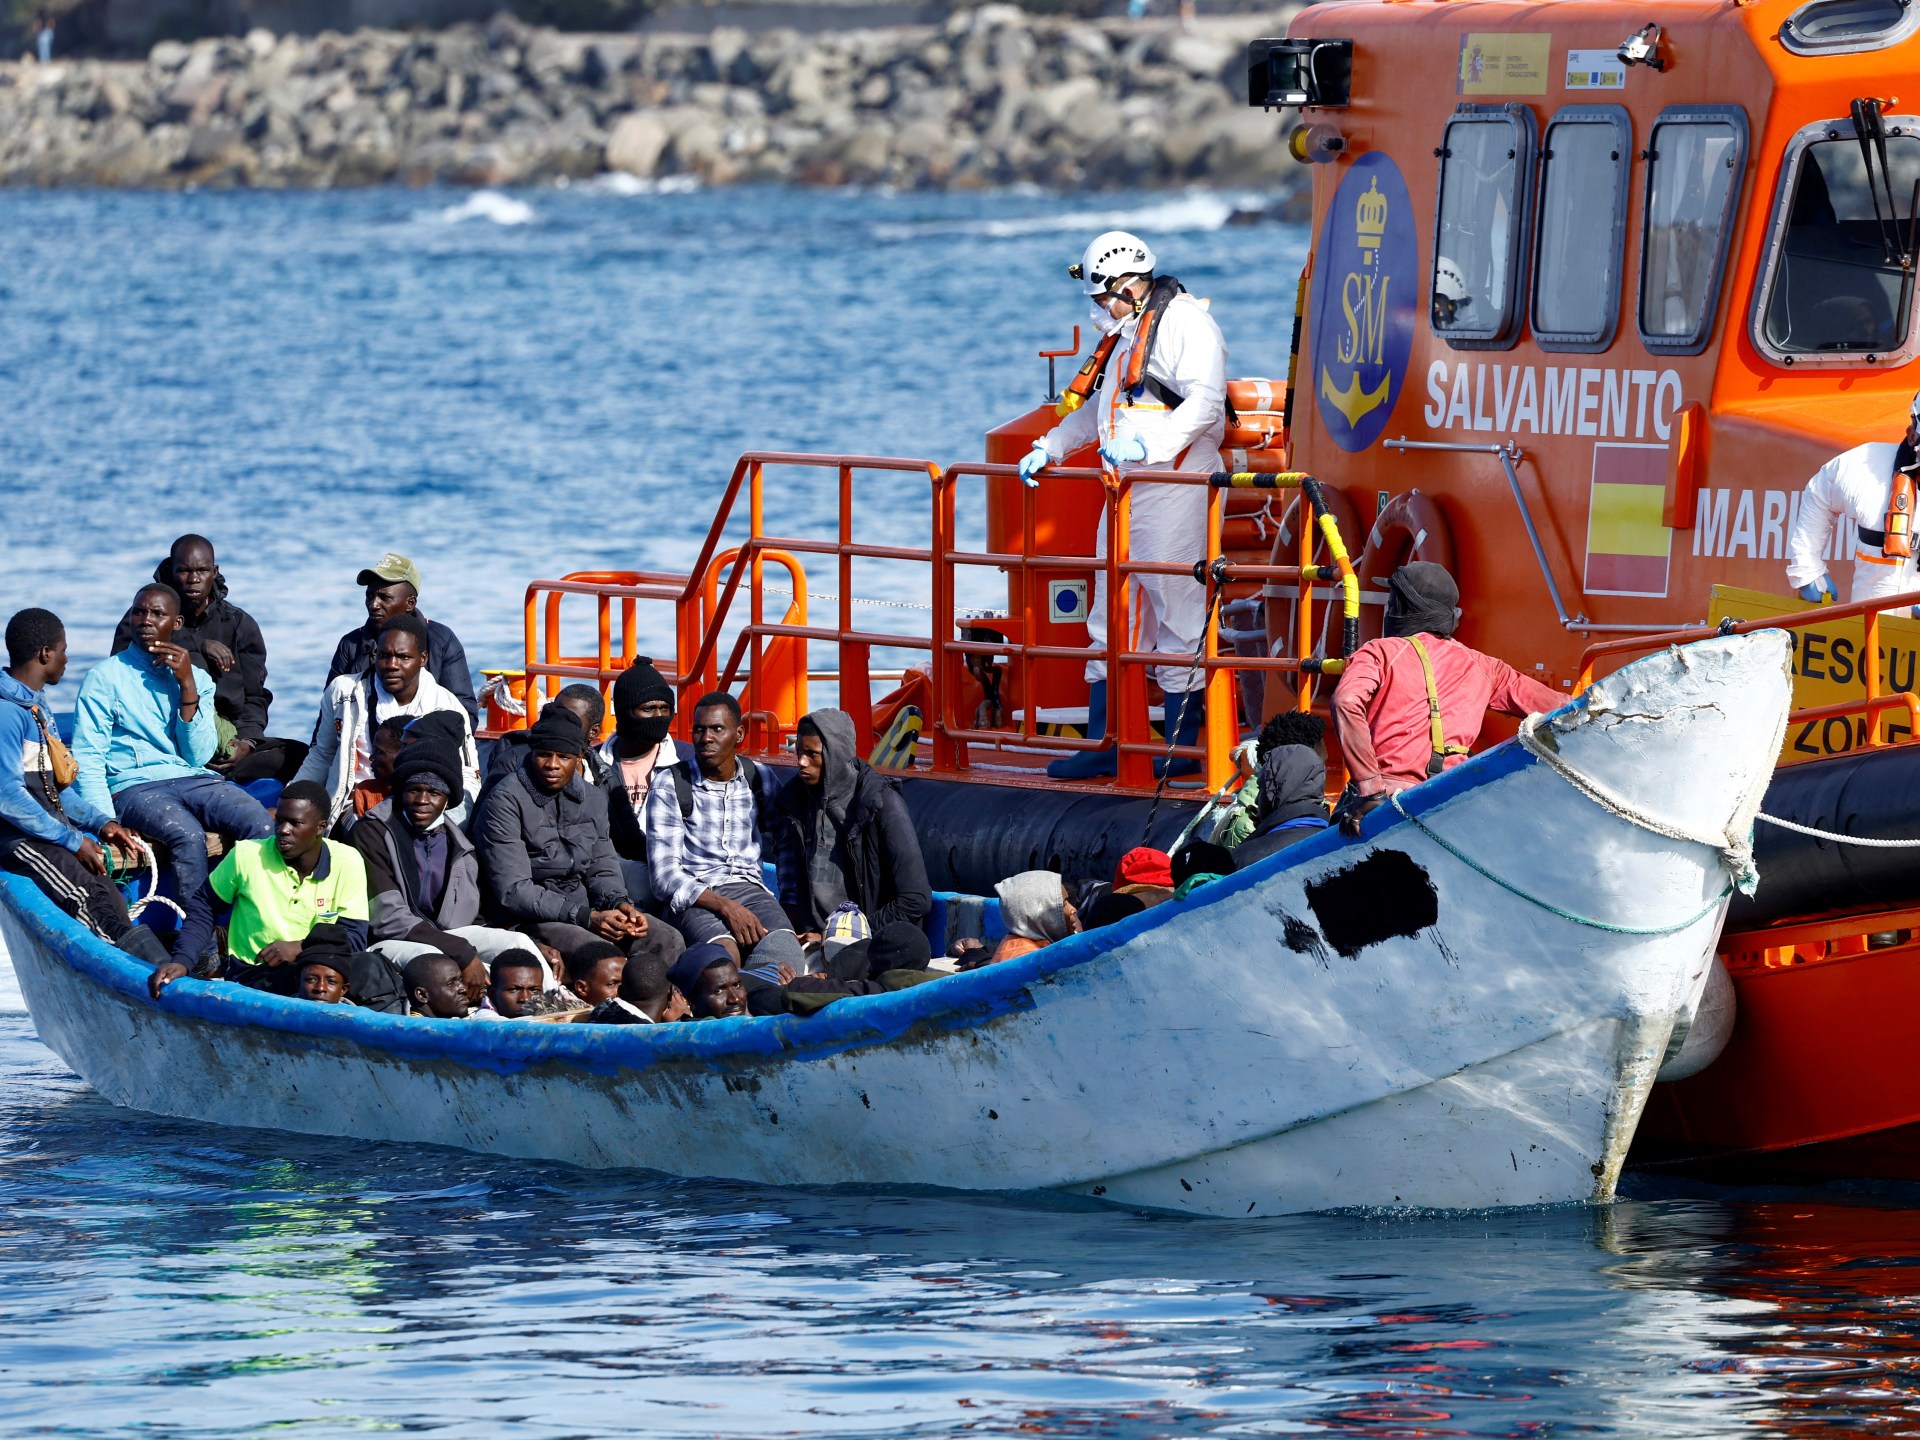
top-left (149, 780), bottom-right (370, 998)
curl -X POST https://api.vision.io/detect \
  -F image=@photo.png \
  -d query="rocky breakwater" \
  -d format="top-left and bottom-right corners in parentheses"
top-left (0, 7), bottom-right (1301, 189)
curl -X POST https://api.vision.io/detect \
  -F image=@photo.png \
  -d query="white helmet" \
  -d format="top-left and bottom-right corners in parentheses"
top-left (1433, 258), bottom-right (1470, 305)
top-left (1073, 230), bottom-right (1156, 296)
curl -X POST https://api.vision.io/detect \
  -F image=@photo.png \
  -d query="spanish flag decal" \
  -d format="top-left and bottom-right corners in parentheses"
top-left (1584, 443), bottom-right (1671, 597)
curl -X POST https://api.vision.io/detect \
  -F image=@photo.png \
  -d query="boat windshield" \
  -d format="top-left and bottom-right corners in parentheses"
top-left (1760, 128), bottom-right (1920, 360)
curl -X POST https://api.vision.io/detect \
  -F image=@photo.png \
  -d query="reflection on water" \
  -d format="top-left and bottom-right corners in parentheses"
top-left (4, 1018), bottom-right (1920, 1436)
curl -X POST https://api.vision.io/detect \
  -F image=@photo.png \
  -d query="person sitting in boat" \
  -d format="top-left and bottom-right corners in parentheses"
top-left (323, 553), bottom-right (479, 729)
top-left (1111, 847), bottom-right (1175, 909)
top-left (1017, 229), bottom-right (1229, 779)
top-left (1171, 841), bottom-right (1235, 898)
top-left (473, 950), bottom-right (547, 1020)
top-left (586, 953), bottom-right (693, 1025)
top-left (1786, 390), bottom-right (1920, 606)
top-left (669, 941), bottom-right (749, 1019)
top-left (71, 582), bottom-right (274, 954)
top-left (473, 706), bottom-right (685, 981)
top-left (152, 780), bottom-right (370, 996)
top-left (295, 927), bottom-right (354, 1006)
top-left (350, 740), bottom-right (530, 1004)
top-left (1081, 891), bottom-right (1146, 930)
top-left (1330, 562), bottom-right (1563, 836)
top-left (109, 535), bottom-right (300, 785)
top-left (985, 872), bottom-right (1081, 965)
top-left (403, 952), bottom-right (471, 1019)
top-left (0, 608), bottom-right (170, 968)
top-left (562, 939), bottom-right (627, 1010)
top-left (485, 685), bottom-right (611, 789)
top-left (297, 614), bottom-right (481, 834)
top-left (645, 692), bottom-right (805, 976)
top-left (597, 658), bottom-right (693, 911)
top-left (348, 716), bottom-right (409, 822)
top-left (1230, 714), bottom-right (1331, 867)
top-left (768, 708), bottom-right (931, 946)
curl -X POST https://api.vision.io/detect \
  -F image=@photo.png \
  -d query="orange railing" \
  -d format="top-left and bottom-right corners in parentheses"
top-left (523, 452), bottom-right (1358, 790)
top-left (1577, 588), bottom-right (1920, 753)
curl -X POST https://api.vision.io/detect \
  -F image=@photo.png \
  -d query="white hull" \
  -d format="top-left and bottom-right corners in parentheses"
top-left (0, 633), bottom-right (1792, 1217)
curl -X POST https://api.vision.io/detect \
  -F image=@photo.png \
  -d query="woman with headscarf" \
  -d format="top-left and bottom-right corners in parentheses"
top-left (1330, 562), bottom-right (1563, 835)
top-left (768, 708), bottom-right (932, 942)
top-left (987, 870), bottom-right (1081, 964)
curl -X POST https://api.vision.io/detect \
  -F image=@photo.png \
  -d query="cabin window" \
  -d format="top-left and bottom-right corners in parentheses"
top-left (1432, 106), bottom-right (1538, 348)
top-left (1638, 107), bottom-right (1748, 355)
top-left (1781, 0), bottom-right (1918, 55)
top-left (1531, 107), bottom-right (1631, 352)
top-left (1755, 119), bottom-right (1920, 365)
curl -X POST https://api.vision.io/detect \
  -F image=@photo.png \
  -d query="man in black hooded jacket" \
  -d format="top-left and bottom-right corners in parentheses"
top-left (769, 708), bottom-right (931, 939)
top-left (1229, 711), bottom-right (1331, 868)
top-left (110, 535), bottom-right (297, 782)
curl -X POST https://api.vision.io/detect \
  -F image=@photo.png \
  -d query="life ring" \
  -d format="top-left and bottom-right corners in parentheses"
top-left (1262, 482), bottom-right (1362, 662)
top-left (1354, 489), bottom-right (1454, 645)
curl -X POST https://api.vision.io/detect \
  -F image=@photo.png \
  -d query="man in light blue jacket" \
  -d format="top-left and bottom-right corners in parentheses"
top-left (0, 608), bottom-right (169, 965)
top-left (71, 584), bottom-right (271, 940)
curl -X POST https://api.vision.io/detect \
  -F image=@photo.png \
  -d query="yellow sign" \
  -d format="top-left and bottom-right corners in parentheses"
top-left (1707, 584), bottom-right (1920, 760)
top-left (1457, 33), bottom-right (1551, 96)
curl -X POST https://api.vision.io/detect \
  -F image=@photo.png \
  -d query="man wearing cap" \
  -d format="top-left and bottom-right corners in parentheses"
top-left (350, 741), bottom-right (527, 996)
top-left (473, 705), bottom-right (685, 978)
top-left (298, 614), bottom-right (480, 831)
top-left (1787, 394), bottom-right (1920, 607)
top-left (1330, 562), bottom-right (1563, 835)
top-left (324, 553), bottom-right (479, 727)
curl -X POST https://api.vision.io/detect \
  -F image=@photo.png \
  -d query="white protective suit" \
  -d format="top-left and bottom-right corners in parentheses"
top-left (1035, 291), bottom-right (1228, 693)
top-left (1786, 441), bottom-right (1919, 603)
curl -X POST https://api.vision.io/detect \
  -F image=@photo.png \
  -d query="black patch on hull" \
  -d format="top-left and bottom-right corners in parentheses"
top-left (1305, 849), bottom-right (1439, 958)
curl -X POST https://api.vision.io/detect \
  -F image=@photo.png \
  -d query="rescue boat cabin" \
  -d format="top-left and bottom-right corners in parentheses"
top-left (519, 0), bottom-right (1920, 892)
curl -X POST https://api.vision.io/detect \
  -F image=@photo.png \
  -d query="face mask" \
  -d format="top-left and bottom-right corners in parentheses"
top-left (618, 712), bottom-right (673, 748)
top-left (1089, 301), bottom-right (1124, 337)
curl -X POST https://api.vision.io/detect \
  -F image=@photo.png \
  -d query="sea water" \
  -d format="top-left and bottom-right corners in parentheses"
top-left (3, 184), bottom-right (1919, 1437)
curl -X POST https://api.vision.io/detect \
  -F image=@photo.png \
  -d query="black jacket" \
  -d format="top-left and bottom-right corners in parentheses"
top-left (327, 615), bottom-right (478, 727)
top-left (598, 738), bottom-right (697, 863)
top-left (111, 563), bottom-right (272, 744)
top-left (472, 757), bottom-right (628, 929)
top-left (768, 762), bottom-right (932, 933)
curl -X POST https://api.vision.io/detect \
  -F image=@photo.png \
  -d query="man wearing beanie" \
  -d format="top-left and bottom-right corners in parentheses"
top-left (598, 658), bottom-right (695, 905)
top-left (474, 704), bottom-right (685, 977)
top-left (349, 741), bottom-right (530, 998)
top-left (1330, 561), bottom-right (1564, 834)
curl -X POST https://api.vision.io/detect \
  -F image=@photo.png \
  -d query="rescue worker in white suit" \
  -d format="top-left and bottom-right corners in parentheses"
top-left (1786, 391), bottom-right (1920, 606)
top-left (1018, 231), bottom-right (1229, 779)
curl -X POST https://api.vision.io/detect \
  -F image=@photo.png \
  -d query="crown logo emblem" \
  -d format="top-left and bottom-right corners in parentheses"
top-left (1356, 177), bottom-right (1388, 264)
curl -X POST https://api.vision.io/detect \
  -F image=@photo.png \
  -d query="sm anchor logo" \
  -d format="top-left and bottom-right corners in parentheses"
top-left (1310, 152), bottom-right (1418, 453)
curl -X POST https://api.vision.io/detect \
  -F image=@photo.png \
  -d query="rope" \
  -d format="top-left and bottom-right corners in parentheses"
top-left (1389, 795), bottom-right (1732, 936)
top-left (118, 837), bottom-right (185, 924)
top-left (761, 584), bottom-right (933, 613)
top-left (1754, 812), bottom-right (1920, 847)
top-left (1515, 687), bottom-right (1789, 896)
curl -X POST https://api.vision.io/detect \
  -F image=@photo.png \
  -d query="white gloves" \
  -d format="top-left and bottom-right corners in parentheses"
top-left (1018, 443), bottom-right (1049, 487)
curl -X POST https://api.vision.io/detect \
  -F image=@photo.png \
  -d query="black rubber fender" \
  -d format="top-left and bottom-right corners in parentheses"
top-left (1731, 745), bottom-right (1920, 928)
top-left (897, 777), bottom-right (1203, 894)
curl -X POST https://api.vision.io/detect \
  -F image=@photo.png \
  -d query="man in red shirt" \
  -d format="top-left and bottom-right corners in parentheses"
top-left (1331, 563), bottom-right (1564, 835)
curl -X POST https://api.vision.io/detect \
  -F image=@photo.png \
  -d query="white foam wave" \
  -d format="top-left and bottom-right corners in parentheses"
top-left (438, 190), bottom-right (538, 226)
top-left (870, 192), bottom-right (1239, 243)
top-left (577, 172), bottom-right (702, 197)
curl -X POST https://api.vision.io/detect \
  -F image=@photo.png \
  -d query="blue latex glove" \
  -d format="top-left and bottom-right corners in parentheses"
top-left (1099, 433), bottom-right (1150, 466)
top-left (1797, 577), bottom-right (1837, 603)
top-left (1017, 443), bottom-right (1048, 488)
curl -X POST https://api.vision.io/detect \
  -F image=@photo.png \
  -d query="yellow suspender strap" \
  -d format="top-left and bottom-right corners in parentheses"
top-left (1406, 635), bottom-right (1469, 763)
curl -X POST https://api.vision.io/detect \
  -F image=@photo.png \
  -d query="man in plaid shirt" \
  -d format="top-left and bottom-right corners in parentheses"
top-left (645, 692), bottom-right (806, 982)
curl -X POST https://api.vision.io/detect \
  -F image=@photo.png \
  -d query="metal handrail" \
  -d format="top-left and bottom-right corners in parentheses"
top-left (1577, 588), bottom-right (1920, 751)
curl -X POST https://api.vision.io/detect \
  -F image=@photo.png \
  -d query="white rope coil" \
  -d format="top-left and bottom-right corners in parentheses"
top-left (121, 837), bottom-right (185, 924)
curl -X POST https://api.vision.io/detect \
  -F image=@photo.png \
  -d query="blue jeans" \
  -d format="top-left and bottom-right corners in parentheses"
top-left (113, 774), bottom-right (273, 914)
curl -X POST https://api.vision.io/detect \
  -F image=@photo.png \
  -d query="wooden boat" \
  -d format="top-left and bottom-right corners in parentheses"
top-left (0, 635), bottom-right (1789, 1217)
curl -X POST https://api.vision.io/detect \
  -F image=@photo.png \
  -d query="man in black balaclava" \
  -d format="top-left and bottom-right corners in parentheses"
top-left (600, 659), bottom-right (695, 907)
top-left (1330, 562), bottom-right (1564, 836)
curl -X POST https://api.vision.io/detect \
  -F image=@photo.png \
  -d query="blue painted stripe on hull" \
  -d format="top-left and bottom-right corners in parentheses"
top-left (0, 721), bottom-right (1555, 1077)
